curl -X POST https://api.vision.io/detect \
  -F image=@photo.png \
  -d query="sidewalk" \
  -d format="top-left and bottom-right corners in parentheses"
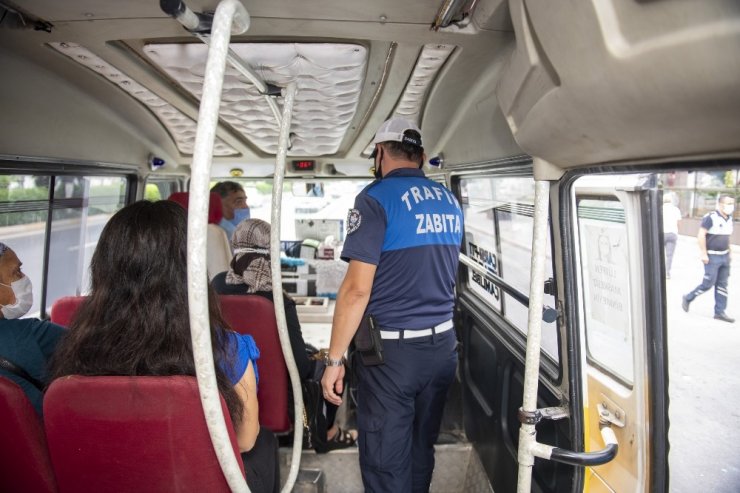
top-left (665, 235), bottom-right (740, 493)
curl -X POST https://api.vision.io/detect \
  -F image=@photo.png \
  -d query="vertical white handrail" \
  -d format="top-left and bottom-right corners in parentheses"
top-left (268, 82), bottom-right (303, 493)
top-left (516, 179), bottom-right (551, 493)
top-left (186, 0), bottom-right (250, 491)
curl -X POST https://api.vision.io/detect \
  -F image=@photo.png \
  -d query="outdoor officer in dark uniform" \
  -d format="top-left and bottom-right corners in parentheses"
top-left (682, 194), bottom-right (735, 323)
top-left (321, 117), bottom-right (463, 492)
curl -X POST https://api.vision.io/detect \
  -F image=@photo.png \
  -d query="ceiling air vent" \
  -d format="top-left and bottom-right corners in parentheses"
top-left (48, 42), bottom-right (239, 157)
top-left (143, 43), bottom-right (368, 157)
top-left (363, 43), bottom-right (455, 156)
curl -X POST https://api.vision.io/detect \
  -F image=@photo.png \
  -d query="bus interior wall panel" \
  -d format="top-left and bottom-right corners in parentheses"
top-left (461, 311), bottom-right (574, 493)
top-left (0, 45), bottom-right (178, 172)
top-left (497, 0), bottom-right (740, 167)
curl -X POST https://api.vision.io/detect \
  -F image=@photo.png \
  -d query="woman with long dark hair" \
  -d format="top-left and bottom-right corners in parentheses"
top-left (50, 200), bottom-right (279, 492)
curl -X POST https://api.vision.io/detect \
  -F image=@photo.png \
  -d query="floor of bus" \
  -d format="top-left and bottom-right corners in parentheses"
top-left (276, 373), bottom-right (493, 492)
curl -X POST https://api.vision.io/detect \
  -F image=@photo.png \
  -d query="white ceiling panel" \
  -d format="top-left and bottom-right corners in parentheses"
top-left (144, 43), bottom-right (368, 156)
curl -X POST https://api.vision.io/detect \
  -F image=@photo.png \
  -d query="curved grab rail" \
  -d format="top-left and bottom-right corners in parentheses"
top-left (529, 424), bottom-right (619, 467)
top-left (181, 0), bottom-right (251, 491)
top-left (269, 82), bottom-right (303, 493)
top-left (164, 1), bottom-right (304, 491)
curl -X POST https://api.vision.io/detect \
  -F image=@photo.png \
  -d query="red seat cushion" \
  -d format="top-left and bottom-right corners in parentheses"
top-left (44, 375), bottom-right (244, 493)
top-left (0, 376), bottom-right (57, 493)
top-left (168, 191), bottom-right (224, 224)
top-left (49, 294), bottom-right (291, 433)
top-left (219, 295), bottom-right (291, 433)
top-left (49, 296), bottom-right (85, 327)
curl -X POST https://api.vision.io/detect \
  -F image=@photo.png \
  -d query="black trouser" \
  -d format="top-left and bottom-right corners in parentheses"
top-left (241, 426), bottom-right (280, 493)
top-left (356, 329), bottom-right (457, 493)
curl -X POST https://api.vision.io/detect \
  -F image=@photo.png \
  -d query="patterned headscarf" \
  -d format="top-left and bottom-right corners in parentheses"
top-left (226, 219), bottom-right (272, 292)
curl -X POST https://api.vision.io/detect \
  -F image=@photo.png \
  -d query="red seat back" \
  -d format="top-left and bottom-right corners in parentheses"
top-left (0, 376), bottom-right (57, 493)
top-left (44, 375), bottom-right (244, 493)
top-left (49, 295), bottom-right (86, 327)
top-left (219, 295), bottom-right (291, 433)
top-left (168, 191), bottom-right (224, 224)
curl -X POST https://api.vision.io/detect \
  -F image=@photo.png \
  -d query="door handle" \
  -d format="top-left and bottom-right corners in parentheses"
top-left (520, 405), bottom-right (619, 467)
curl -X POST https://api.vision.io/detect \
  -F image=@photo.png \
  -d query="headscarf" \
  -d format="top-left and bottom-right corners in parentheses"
top-left (0, 242), bottom-right (8, 257)
top-left (226, 219), bottom-right (272, 292)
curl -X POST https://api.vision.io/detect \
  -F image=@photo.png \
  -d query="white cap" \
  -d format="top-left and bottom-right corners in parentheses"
top-left (371, 117), bottom-right (423, 148)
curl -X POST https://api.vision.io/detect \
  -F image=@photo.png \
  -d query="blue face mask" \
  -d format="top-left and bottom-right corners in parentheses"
top-left (229, 207), bottom-right (251, 226)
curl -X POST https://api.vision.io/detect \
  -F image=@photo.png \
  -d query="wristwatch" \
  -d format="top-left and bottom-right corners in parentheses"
top-left (323, 355), bottom-right (344, 367)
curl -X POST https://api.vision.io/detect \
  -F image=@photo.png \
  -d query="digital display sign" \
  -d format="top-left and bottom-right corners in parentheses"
top-left (291, 160), bottom-right (316, 172)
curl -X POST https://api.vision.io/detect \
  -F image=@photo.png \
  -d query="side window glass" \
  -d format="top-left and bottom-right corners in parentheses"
top-left (460, 176), bottom-right (558, 360)
top-left (0, 175), bottom-right (51, 317)
top-left (0, 174), bottom-right (129, 318)
top-left (145, 178), bottom-right (180, 201)
top-left (47, 177), bottom-right (128, 311)
top-left (236, 180), bottom-right (370, 241)
top-left (576, 196), bottom-right (634, 384)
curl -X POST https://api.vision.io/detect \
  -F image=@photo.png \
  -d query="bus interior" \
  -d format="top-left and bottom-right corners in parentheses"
top-left (1, 0), bottom-right (739, 492)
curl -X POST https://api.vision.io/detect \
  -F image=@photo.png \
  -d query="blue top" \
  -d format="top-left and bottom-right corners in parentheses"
top-left (0, 318), bottom-right (65, 415)
top-left (222, 331), bottom-right (260, 386)
top-left (341, 168), bottom-right (463, 330)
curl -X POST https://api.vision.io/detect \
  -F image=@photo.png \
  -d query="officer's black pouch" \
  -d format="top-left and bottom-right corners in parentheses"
top-left (354, 314), bottom-right (384, 366)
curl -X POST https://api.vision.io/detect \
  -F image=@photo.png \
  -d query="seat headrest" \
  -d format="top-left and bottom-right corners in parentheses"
top-left (167, 192), bottom-right (224, 224)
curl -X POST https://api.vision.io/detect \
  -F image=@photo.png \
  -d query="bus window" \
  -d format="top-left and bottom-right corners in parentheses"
top-left (0, 175), bottom-right (51, 317)
top-left (145, 178), bottom-right (181, 201)
top-left (238, 179), bottom-right (370, 242)
top-left (0, 174), bottom-right (129, 318)
top-left (576, 197), bottom-right (633, 384)
top-left (460, 175), bottom-right (558, 361)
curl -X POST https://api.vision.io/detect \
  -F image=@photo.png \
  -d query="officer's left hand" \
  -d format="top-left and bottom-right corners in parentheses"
top-left (321, 364), bottom-right (345, 406)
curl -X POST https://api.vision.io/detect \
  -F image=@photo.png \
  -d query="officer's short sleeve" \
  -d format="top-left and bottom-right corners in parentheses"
top-left (700, 213), bottom-right (713, 230)
top-left (341, 192), bottom-right (386, 265)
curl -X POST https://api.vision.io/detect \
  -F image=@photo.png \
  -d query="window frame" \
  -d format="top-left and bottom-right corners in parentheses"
top-left (453, 171), bottom-right (562, 374)
top-left (0, 164), bottom-right (136, 319)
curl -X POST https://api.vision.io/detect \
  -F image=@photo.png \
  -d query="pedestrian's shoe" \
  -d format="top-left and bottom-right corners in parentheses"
top-left (681, 295), bottom-right (690, 312)
top-left (714, 312), bottom-right (735, 323)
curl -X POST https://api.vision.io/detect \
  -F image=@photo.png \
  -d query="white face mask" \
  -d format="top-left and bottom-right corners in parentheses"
top-left (723, 204), bottom-right (735, 216)
top-left (1, 276), bottom-right (33, 319)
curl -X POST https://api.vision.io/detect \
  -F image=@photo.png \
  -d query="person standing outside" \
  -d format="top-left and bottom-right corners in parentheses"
top-left (321, 117), bottom-right (463, 492)
top-left (662, 192), bottom-right (682, 279)
top-left (211, 181), bottom-right (250, 239)
top-left (682, 195), bottom-right (735, 323)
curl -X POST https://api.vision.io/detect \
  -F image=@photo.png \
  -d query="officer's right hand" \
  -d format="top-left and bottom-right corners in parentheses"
top-left (701, 253), bottom-right (709, 264)
top-left (321, 365), bottom-right (345, 406)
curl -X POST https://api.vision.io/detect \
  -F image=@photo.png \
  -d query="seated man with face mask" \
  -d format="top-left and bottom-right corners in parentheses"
top-left (0, 242), bottom-right (65, 416)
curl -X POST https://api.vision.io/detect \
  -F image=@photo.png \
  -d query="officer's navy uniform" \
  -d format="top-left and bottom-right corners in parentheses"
top-left (341, 168), bottom-right (463, 492)
top-left (684, 209), bottom-right (733, 315)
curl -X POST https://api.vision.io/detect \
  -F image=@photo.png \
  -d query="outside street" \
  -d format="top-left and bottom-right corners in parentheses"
top-left (665, 235), bottom-right (740, 492)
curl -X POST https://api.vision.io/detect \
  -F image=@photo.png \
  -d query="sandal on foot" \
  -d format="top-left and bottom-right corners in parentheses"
top-left (325, 427), bottom-right (357, 451)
